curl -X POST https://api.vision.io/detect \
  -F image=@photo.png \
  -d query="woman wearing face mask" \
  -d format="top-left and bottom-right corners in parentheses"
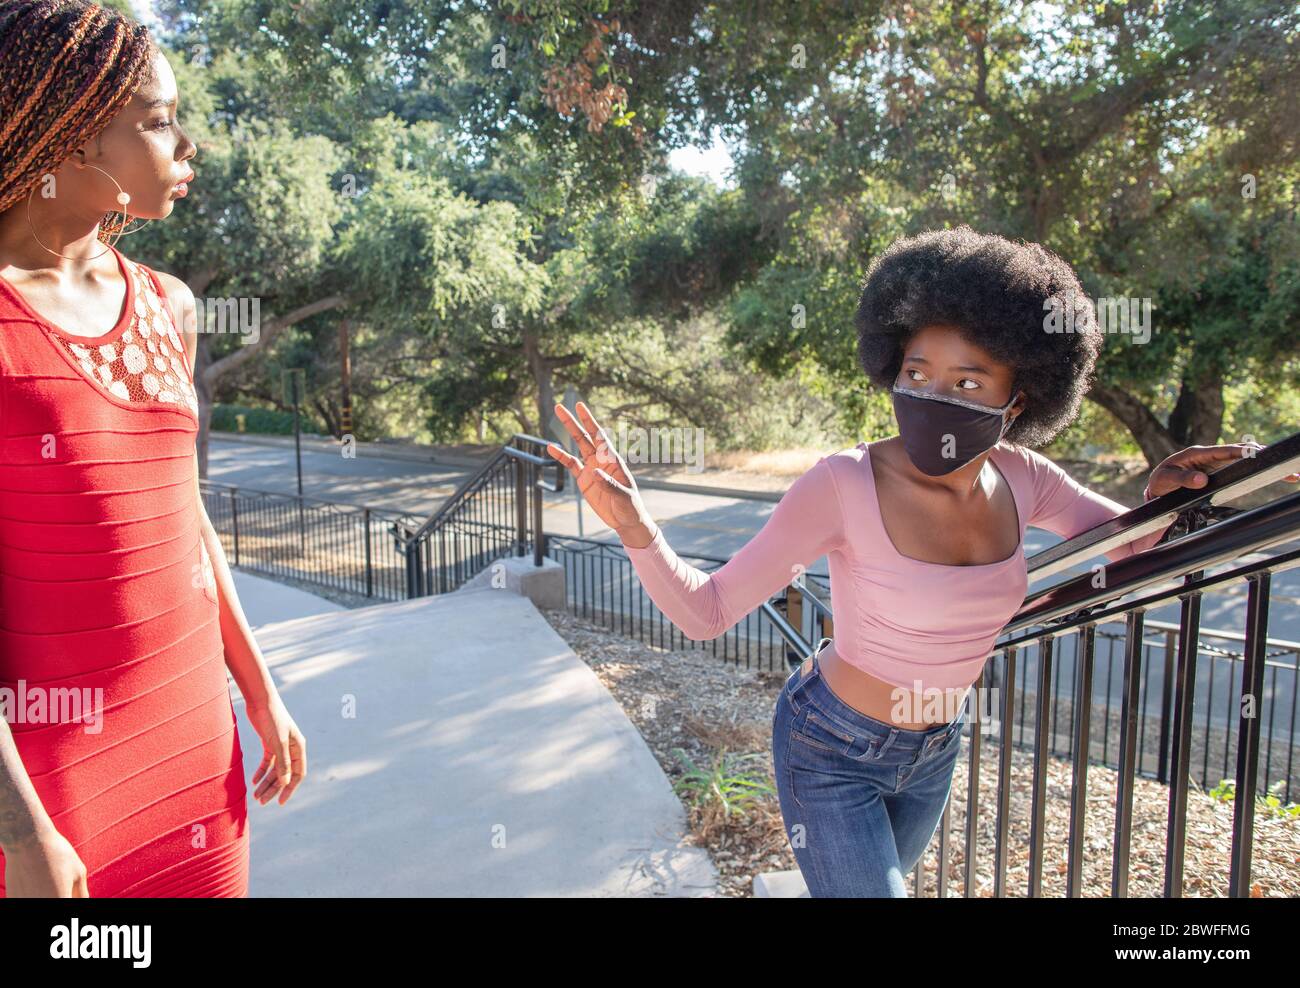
top-left (548, 225), bottom-right (1285, 897)
top-left (0, 0), bottom-right (306, 897)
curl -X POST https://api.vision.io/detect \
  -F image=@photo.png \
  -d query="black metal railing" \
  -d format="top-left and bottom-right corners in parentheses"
top-left (545, 530), bottom-right (832, 670)
top-left (392, 433), bottom-right (564, 597)
top-left (200, 482), bottom-right (421, 601)
top-left (930, 433), bottom-right (1300, 899)
top-left (200, 433), bottom-right (564, 602)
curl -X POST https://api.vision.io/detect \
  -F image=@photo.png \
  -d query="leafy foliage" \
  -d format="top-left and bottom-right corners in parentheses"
top-left (125, 0), bottom-right (1298, 464)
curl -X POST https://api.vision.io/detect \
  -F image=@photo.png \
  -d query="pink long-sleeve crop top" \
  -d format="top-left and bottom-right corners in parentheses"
top-left (623, 440), bottom-right (1170, 691)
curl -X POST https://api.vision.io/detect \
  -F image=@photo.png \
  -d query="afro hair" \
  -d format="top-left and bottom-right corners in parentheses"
top-left (854, 224), bottom-right (1101, 449)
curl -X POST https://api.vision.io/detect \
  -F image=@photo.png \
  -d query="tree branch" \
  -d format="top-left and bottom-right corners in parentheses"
top-left (201, 294), bottom-right (350, 389)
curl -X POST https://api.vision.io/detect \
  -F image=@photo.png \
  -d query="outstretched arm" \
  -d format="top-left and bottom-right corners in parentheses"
top-left (1026, 450), bottom-right (1169, 561)
top-left (1026, 441), bottom-right (1287, 560)
top-left (547, 401), bottom-right (846, 642)
top-left (623, 455), bottom-right (846, 640)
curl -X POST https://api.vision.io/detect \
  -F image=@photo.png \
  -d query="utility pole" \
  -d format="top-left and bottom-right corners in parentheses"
top-left (339, 317), bottom-right (353, 439)
top-left (282, 367), bottom-right (307, 548)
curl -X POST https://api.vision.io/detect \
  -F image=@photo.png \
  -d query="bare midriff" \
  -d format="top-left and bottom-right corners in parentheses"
top-left (817, 639), bottom-right (971, 730)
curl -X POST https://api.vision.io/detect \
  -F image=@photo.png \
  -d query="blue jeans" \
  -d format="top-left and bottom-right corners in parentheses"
top-left (771, 638), bottom-right (968, 897)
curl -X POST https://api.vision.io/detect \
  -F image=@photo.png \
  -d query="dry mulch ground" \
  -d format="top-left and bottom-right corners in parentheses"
top-left (540, 606), bottom-right (1300, 898)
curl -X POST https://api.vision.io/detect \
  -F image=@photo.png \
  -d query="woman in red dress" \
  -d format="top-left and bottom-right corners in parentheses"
top-left (0, 0), bottom-right (307, 897)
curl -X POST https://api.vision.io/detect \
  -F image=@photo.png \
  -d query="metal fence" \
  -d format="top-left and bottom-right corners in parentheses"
top-left (392, 434), bottom-right (562, 597)
top-left (199, 434), bottom-right (562, 602)
top-left (200, 482), bottom-right (419, 601)
top-left (989, 620), bottom-right (1298, 805)
top-left (546, 531), bottom-right (831, 672)
top-left (542, 529), bottom-right (1300, 804)
top-left (958, 434), bottom-right (1300, 897)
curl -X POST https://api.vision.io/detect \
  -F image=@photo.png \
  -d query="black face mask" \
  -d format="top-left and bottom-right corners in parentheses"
top-left (891, 385), bottom-right (1018, 476)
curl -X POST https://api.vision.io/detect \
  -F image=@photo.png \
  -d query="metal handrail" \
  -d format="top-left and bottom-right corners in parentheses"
top-left (1096, 618), bottom-right (1300, 665)
top-left (1001, 544), bottom-right (1300, 648)
top-left (1138, 618), bottom-right (1300, 658)
top-left (391, 433), bottom-right (566, 594)
top-left (1009, 490), bottom-right (1300, 632)
top-left (399, 433), bottom-right (563, 544)
top-left (1025, 432), bottom-right (1300, 581)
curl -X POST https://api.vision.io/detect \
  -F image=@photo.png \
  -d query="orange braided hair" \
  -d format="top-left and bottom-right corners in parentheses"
top-left (0, 0), bottom-right (157, 241)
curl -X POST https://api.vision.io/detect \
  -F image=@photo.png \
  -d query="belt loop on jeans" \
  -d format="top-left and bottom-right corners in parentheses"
top-left (797, 637), bottom-right (830, 685)
top-left (873, 728), bottom-right (900, 758)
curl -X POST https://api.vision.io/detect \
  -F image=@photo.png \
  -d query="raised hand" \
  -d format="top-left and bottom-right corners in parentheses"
top-left (546, 401), bottom-right (657, 548)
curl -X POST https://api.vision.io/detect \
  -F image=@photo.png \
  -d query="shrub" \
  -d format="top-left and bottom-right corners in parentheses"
top-left (210, 403), bottom-right (327, 437)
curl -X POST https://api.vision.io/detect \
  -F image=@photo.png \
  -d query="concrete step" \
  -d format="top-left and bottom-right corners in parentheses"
top-left (233, 585), bottom-right (717, 896)
top-left (753, 869), bottom-right (809, 897)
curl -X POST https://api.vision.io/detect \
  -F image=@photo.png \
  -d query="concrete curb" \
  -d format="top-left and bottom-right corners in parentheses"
top-left (753, 869), bottom-right (810, 897)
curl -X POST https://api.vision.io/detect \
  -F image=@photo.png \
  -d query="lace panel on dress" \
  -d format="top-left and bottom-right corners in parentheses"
top-left (50, 260), bottom-right (199, 416)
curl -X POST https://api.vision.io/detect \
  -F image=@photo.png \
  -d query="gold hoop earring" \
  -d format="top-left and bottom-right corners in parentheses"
top-left (87, 162), bottom-right (151, 249)
top-left (25, 161), bottom-right (148, 259)
top-left (27, 181), bottom-right (112, 260)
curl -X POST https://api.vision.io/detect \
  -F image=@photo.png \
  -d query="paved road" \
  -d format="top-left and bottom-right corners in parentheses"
top-left (206, 434), bottom-right (805, 543)
top-left (207, 436), bottom-right (474, 516)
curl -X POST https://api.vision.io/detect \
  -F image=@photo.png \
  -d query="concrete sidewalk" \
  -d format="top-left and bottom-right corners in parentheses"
top-left (231, 570), bottom-right (345, 627)
top-left (230, 581), bottom-right (717, 897)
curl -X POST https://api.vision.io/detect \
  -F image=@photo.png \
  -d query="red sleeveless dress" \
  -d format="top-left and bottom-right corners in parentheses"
top-left (0, 244), bottom-right (249, 897)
